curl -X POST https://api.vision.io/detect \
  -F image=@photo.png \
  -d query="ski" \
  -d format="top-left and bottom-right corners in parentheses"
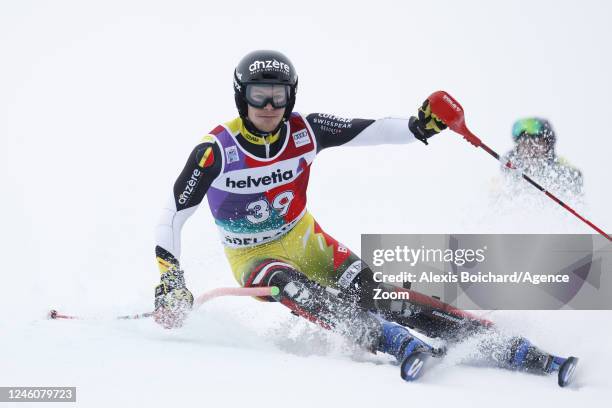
top-left (558, 356), bottom-right (579, 387)
top-left (400, 351), bottom-right (431, 381)
top-left (397, 345), bottom-right (578, 387)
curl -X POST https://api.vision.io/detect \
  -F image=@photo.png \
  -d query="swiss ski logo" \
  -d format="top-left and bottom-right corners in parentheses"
top-left (292, 129), bottom-right (311, 147)
top-left (225, 146), bottom-right (239, 164)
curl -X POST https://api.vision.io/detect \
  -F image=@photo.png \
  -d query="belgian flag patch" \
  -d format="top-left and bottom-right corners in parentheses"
top-left (198, 146), bottom-right (214, 168)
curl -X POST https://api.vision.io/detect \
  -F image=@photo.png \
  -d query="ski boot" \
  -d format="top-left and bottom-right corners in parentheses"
top-left (376, 318), bottom-right (444, 381)
top-left (508, 337), bottom-right (579, 387)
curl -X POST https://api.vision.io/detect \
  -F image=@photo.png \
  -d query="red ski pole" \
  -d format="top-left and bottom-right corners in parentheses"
top-left (426, 90), bottom-right (611, 242)
top-left (48, 286), bottom-right (280, 320)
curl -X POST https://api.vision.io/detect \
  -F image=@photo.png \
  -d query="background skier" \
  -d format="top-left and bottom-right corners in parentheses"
top-left (502, 118), bottom-right (583, 196)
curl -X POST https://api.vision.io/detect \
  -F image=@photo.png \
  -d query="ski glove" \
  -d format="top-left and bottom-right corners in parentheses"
top-left (153, 269), bottom-right (194, 329)
top-left (409, 99), bottom-right (448, 145)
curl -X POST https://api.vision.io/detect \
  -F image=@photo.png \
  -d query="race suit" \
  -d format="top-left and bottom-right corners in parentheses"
top-left (155, 112), bottom-right (414, 282)
top-left (155, 112), bottom-right (488, 341)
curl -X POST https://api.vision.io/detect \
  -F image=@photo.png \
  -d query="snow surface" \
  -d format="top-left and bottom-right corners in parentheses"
top-left (1, 1), bottom-right (611, 407)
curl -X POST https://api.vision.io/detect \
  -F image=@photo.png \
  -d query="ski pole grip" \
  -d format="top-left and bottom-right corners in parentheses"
top-left (427, 90), bottom-right (482, 147)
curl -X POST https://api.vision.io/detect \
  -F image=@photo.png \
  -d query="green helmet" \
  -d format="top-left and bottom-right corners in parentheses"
top-left (512, 117), bottom-right (556, 145)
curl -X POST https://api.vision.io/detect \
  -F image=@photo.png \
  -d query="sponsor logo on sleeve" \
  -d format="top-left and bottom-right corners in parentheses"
top-left (178, 168), bottom-right (202, 205)
top-left (312, 114), bottom-right (354, 135)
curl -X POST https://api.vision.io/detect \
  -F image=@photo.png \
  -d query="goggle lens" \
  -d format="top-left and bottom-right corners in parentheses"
top-left (245, 84), bottom-right (290, 109)
top-left (512, 118), bottom-right (544, 140)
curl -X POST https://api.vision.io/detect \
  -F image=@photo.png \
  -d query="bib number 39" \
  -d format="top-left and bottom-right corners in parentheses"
top-left (246, 191), bottom-right (295, 224)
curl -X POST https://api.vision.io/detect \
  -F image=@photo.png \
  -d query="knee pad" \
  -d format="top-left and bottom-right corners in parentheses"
top-left (243, 259), bottom-right (304, 302)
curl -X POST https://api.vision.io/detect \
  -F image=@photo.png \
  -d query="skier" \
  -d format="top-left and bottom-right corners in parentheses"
top-left (152, 50), bottom-right (576, 384)
top-left (502, 118), bottom-right (583, 196)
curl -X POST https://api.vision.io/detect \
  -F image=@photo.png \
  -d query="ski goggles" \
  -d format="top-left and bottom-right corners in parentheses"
top-left (512, 118), bottom-right (546, 141)
top-left (245, 84), bottom-right (291, 109)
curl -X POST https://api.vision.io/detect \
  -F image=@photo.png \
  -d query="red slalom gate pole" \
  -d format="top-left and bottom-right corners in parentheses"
top-left (48, 286), bottom-right (279, 320)
top-left (427, 90), bottom-right (612, 242)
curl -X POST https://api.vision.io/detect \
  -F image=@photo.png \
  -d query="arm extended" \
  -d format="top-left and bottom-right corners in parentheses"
top-left (306, 100), bottom-right (447, 151)
top-left (153, 139), bottom-right (222, 328)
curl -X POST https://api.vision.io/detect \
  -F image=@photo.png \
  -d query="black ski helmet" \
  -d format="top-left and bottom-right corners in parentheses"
top-left (233, 50), bottom-right (298, 133)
